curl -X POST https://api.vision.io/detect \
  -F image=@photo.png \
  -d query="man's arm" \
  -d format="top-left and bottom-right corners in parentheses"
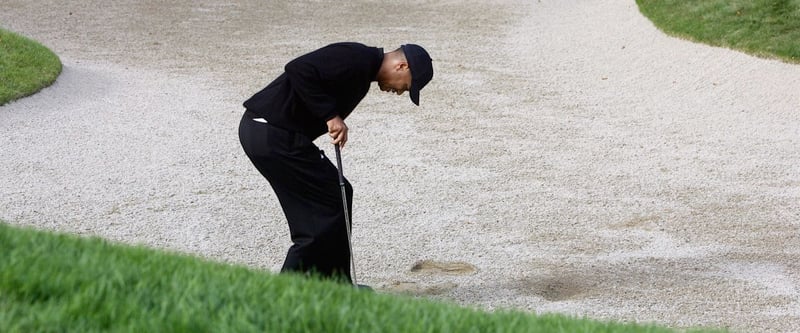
top-left (285, 51), bottom-right (351, 146)
top-left (284, 57), bottom-right (338, 122)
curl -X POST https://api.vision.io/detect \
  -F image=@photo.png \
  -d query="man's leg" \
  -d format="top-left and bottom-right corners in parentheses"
top-left (272, 165), bottom-right (353, 282)
top-left (239, 116), bottom-right (353, 282)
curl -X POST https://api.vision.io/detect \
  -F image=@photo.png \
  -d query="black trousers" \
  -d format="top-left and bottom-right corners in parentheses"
top-left (238, 111), bottom-right (353, 283)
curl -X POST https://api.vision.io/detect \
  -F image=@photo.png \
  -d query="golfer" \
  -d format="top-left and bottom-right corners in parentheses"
top-left (238, 42), bottom-right (433, 284)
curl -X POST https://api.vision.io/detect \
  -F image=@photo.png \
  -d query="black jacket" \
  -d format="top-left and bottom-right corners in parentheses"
top-left (243, 42), bottom-right (384, 139)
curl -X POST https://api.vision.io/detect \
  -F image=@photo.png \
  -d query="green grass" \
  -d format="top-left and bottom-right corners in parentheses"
top-left (0, 222), bottom-right (726, 332)
top-left (637, 0), bottom-right (800, 63)
top-left (0, 28), bottom-right (62, 106)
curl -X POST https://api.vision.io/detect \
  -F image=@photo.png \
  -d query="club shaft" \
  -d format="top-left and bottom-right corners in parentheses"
top-left (334, 144), bottom-right (358, 286)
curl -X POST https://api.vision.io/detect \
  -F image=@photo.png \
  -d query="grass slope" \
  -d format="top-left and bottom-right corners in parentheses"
top-left (636, 0), bottom-right (800, 63)
top-left (0, 28), bottom-right (62, 105)
top-left (0, 223), bottom-right (724, 333)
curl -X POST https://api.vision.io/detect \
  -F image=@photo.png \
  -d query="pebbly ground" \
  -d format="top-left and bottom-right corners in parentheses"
top-left (2, 1), bottom-right (799, 332)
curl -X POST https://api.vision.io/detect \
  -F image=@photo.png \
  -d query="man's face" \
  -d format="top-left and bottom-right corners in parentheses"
top-left (378, 63), bottom-right (413, 96)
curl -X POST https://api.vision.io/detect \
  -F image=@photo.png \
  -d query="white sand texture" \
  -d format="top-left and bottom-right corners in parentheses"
top-left (2, 1), bottom-right (799, 332)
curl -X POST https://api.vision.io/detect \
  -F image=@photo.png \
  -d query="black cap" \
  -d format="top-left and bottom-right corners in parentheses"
top-left (401, 44), bottom-right (433, 106)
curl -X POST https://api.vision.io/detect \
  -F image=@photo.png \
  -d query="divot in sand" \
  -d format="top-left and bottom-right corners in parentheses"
top-left (410, 260), bottom-right (477, 275)
top-left (525, 277), bottom-right (590, 302)
top-left (379, 260), bottom-right (476, 296)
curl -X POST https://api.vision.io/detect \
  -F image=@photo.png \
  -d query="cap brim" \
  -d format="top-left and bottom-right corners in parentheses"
top-left (410, 86), bottom-right (420, 105)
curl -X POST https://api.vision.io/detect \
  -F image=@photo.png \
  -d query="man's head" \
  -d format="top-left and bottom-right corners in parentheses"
top-left (376, 44), bottom-right (433, 105)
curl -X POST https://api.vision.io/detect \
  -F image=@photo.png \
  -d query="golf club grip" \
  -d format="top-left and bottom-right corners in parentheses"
top-left (334, 144), bottom-right (345, 185)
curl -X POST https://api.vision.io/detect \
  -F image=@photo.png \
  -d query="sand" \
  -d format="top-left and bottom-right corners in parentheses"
top-left (2, 1), bottom-right (799, 332)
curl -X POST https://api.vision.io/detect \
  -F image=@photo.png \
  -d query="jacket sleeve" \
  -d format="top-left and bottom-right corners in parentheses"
top-left (284, 55), bottom-right (339, 122)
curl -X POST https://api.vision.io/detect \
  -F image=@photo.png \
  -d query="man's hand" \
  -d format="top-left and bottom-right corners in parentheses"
top-left (327, 116), bottom-right (348, 148)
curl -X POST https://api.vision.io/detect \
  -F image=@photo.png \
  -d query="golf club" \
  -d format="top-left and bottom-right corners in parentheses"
top-left (334, 143), bottom-right (358, 286)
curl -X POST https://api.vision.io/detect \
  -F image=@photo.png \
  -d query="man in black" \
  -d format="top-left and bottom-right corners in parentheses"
top-left (239, 42), bottom-right (433, 283)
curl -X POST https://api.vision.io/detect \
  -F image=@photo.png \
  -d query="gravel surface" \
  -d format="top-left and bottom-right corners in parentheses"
top-left (2, 1), bottom-right (799, 332)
